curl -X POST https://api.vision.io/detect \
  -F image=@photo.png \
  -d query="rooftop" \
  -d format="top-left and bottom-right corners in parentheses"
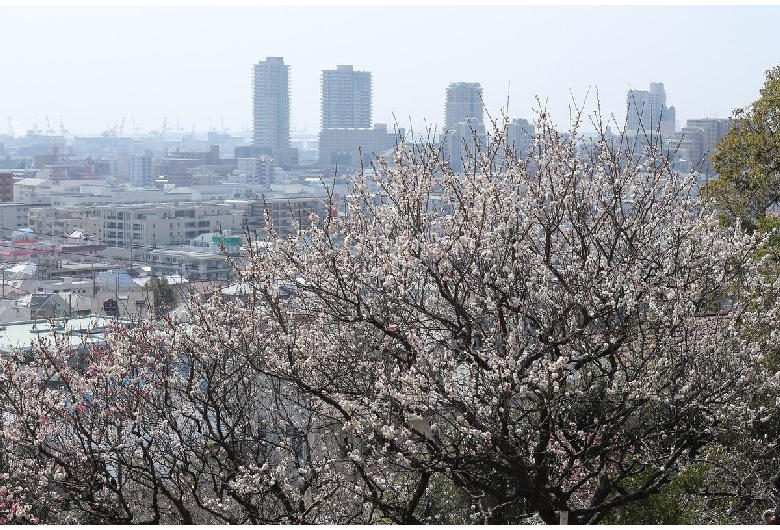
top-left (0, 315), bottom-right (132, 352)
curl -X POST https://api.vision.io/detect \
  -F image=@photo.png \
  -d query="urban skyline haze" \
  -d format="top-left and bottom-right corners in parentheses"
top-left (1, 5), bottom-right (778, 137)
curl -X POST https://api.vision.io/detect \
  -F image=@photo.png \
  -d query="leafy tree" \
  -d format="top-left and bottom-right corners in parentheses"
top-left (146, 276), bottom-right (178, 314)
top-left (0, 109), bottom-right (778, 524)
top-left (703, 65), bottom-right (780, 231)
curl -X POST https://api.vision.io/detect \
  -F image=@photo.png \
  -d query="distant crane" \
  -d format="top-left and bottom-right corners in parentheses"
top-left (159, 117), bottom-right (167, 140)
top-left (59, 116), bottom-right (68, 137)
top-left (32, 117), bottom-right (40, 135)
top-left (132, 116), bottom-right (141, 135)
top-left (45, 115), bottom-right (56, 136)
top-left (6, 117), bottom-right (13, 137)
top-left (119, 117), bottom-right (125, 136)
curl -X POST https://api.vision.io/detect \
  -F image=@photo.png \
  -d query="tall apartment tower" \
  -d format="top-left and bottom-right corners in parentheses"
top-left (321, 65), bottom-right (372, 129)
top-left (252, 57), bottom-right (290, 152)
top-left (626, 82), bottom-right (676, 136)
top-left (445, 82), bottom-right (484, 130)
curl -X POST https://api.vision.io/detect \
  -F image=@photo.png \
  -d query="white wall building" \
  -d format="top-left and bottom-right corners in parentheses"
top-left (253, 57), bottom-right (291, 152)
top-left (445, 82), bottom-right (484, 131)
top-left (0, 203), bottom-right (32, 233)
top-left (321, 65), bottom-right (372, 129)
top-left (626, 82), bottom-right (676, 137)
top-left (14, 174), bottom-right (53, 205)
top-left (232, 157), bottom-right (275, 186)
top-left (29, 203), bottom-right (245, 249)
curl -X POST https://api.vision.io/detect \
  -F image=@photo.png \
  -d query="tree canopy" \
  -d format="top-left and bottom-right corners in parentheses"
top-left (703, 65), bottom-right (780, 230)
top-left (0, 111), bottom-right (778, 524)
top-left (146, 275), bottom-right (178, 313)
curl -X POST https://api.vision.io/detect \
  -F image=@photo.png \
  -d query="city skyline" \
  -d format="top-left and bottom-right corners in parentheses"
top-left (1, 6), bottom-right (779, 137)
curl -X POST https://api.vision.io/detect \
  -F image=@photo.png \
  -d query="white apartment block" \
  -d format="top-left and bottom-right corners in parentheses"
top-left (232, 157), bottom-right (275, 186)
top-left (128, 154), bottom-right (153, 186)
top-left (321, 65), bottom-right (372, 129)
top-left (626, 82), bottom-right (676, 137)
top-left (253, 57), bottom-right (291, 152)
top-left (445, 82), bottom-right (484, 130)
top-left (318, 124), bottom-right (396, 169)
top-left (0, 203), bottom-right (32, 233)
top-left (506, 118), bottom-right (535, 157)
top-left (29, 203), bottom-right (245, 248)
top-left (443, 121), bottom-right (487, 173)
top-left (147, 232), bottom-right (242, 281)
top-left (14, 175), bottom-right (53, 205)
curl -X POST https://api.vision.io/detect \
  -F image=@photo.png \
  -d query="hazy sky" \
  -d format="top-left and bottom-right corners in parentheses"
top-left (1, 5), bottom-right (778, 137)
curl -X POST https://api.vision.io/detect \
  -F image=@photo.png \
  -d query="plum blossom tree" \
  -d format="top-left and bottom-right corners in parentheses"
top-left (0, 108), bottom-right (778, 524)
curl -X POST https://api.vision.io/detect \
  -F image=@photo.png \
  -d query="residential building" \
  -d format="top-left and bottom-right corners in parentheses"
top-left (318, 65), bottom-right (381, 170)
top-left (128, 152), bottom-right (154, 187)
top-left (27, 270), bottom-right (150, 320)
top-left (0, 203), bottom-right (32, 233)
top-left (626, 82), bottom-right (676, 137)
top-left (443, 121), bottom-right (487, 173)
top-left (28, 203), bottom-right (245, 249)
top-left (147, 232), bottom-right (242, 281)
top-left (231, 157), bottom-right (275, 186)
top-left (683, 118), bottom-right (731, 175)
top-left (445, 82), bottom-right (484, 130)
top-left (252, 57), bottom-right (291, 153)
top-left (505, 118), bottom-right (536, 157)
top-left (321, 65), bottom-right (372, 129)
top-left (668, 118), bottom-right (731, 176)
top-left (318, 124), bottom-right (399, 169)
top-left (0, 171), bottom-right (14, 202)
top-left (442, 82), bottom-right (486, 172)
top-left (14, 174), bottom-right (53, 205)
top-left (226, 196), bottom-right (331, 237)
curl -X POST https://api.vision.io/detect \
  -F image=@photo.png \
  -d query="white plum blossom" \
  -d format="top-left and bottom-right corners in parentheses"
top-left (0, 109), bottom-right (777, 524)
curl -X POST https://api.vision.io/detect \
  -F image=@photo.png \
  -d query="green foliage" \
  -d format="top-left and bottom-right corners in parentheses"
top-left (753, 216), bottom-right (780, 262)
top-left (410, 474), bottom-right (474, 524)
top-left (703, 65), bottom-right (780, 231)
top-left (603, 465), bottom-right (709, 525)
top-left (146, 276), bottom-right (177, 313)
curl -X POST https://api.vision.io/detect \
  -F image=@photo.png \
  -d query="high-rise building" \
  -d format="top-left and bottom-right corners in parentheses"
top-left (318, 64), bottom-right (384, 169)
top-left (506, 118), bottom-right (536, 157)
top-left (128, 152), bottom-right (153, 187)
top-left (668, 118), bottom-right (731, 176)
top-left (442, 82), bottom-right (486, 172)
top-left (318, 124), bottom-right (398, 169)
top-left (321, 65), bottom-right (372, 129)
top-left (445, 82), bottom-right (484, 130)
top-left (626, 82), bottom-right (676, 137)
top-left (252, 57), bottom-right (290, 153)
